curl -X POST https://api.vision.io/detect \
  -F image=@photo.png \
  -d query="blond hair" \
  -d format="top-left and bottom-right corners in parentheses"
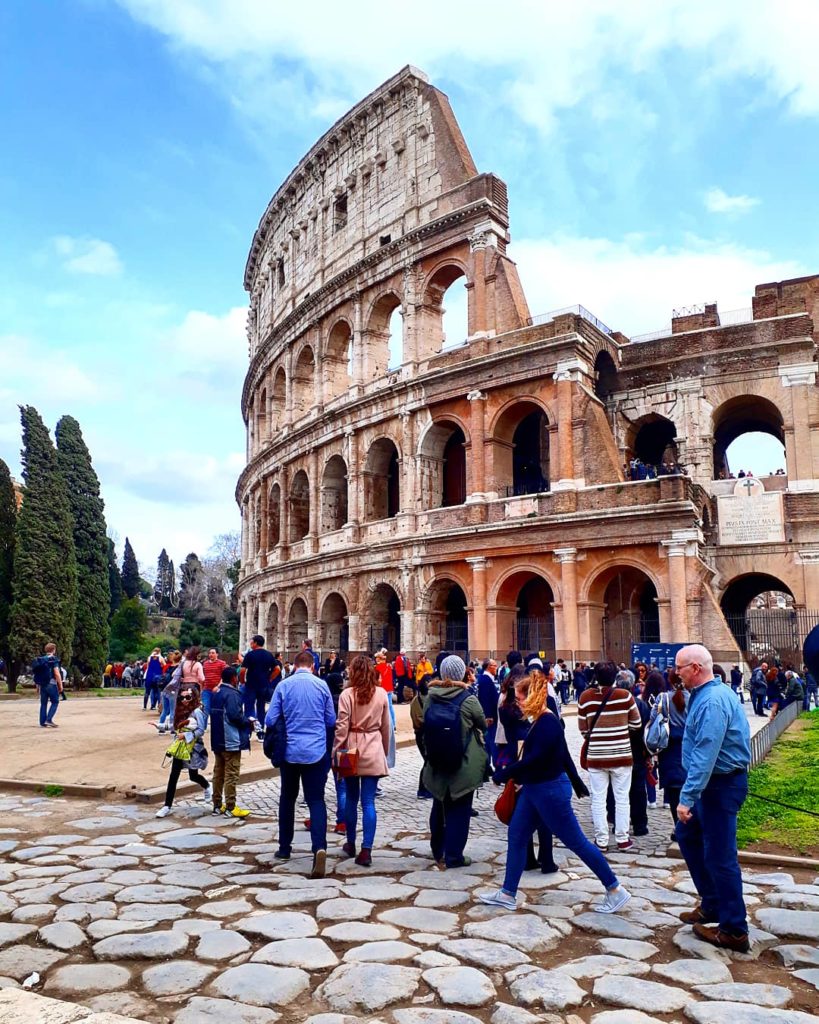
top-left (522, 669), bottom-right (550, 720)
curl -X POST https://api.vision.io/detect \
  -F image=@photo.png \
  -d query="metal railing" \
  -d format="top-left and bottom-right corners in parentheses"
top-left (630, 307), bottom-right (753, 344)
top-left (528, 304), bottom-right (613, 336)
top-left (750, 701), bottom-right (800, 768)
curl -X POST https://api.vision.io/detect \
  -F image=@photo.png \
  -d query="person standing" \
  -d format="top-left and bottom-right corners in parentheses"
top-left (143, 648), bottom-right (165, 711)
top-left (578, 662), bottom-right (642, 852)
top-left (477, 658), bottom-right (499, 768)
top-left (730, 665), bottom-right (745, 703)
top-left (750, 662), bottom-right (768, 717)
top-left (333, 655), bottom-right (391, 866)
top-left (393, 649), bottom-right (412, 703)
top-left (241, 635), bottom-right (275, 722)
top-left (265, 650), bottom-right (336, 878)
top-left (33, 643), bottom-right (62, 728)
top-left (201, 648), bottom-right (227, 718)
top-left (804, 668), bottom-right (819, 711)
top-left (302, 638), bottom-right (321, 675)
top-left (674, 643), bottom-right (751, 953)
top-left (647, 674), bottom-right (689, 834)
top-left (415, 652), bottom-right (433, 688)
top-left (322, 649), bottom-right (345, 678)
top-left (156, 684), bottom-right (211, 817)
top-left (419, 655), bottom-right (488, 869)
top-left (209, 665), bottom-right (253, 818)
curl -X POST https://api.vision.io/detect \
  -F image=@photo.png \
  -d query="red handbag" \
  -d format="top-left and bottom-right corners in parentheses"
top-left (494, 779), bottom-right (518, 825)
top-left (334, 694), bottom-right (360, 779)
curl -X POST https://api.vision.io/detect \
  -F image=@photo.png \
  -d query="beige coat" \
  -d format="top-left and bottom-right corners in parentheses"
top-left (333, 686), bottom-right (391, 777)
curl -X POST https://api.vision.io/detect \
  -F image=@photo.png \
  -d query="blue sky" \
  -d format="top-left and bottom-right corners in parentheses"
top-left (1, 1), bottom-right (815, 572)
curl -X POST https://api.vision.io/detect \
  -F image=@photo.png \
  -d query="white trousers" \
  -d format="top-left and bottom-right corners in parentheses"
top-left (588, 764), bottom-right (632, 845)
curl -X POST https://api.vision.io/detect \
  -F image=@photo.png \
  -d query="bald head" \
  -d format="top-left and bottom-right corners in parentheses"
top-left (675, 644), bottom-right (714, 690)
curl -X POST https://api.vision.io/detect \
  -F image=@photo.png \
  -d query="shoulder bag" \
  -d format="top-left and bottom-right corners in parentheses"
top-left (494, 778), bottom-right (518, 825)
top-left (335, 693), bottom-right (360, 779)
top-left (579, 686), bottom-right (614, 770)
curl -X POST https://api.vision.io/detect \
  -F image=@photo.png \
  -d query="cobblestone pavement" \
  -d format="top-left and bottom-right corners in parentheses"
top-left (1, 701), bottom-right (815, 1024)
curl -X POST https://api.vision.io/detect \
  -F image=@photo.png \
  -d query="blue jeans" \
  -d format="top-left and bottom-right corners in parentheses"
top-left (143, 680), bottom-right (160, 709)
top-left (158, 693), bottom-right (173, 726)
top-left (504, 775), bottom-right (617, 896)
top-left (344, 775), bottom-right (379, 849)
top-left (39, 683), bottom-right (60, 726)
top-left (279, 759), bottom-right (329, 855)
top-left (675, 770), bottom-right (748, 936)
top-left (243, 684), bottom-right (267, 723)
top-left (334, 772), bottom-right (346, 824)
top-left (201, 689), bottom-right (212, 718)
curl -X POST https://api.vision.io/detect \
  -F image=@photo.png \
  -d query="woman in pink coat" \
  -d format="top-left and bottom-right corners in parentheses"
top-left (334, 655), bottom-right (391, 866)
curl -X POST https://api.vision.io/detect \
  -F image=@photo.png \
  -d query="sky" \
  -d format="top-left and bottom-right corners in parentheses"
top-left (2, 0), bottom-right (815, 574)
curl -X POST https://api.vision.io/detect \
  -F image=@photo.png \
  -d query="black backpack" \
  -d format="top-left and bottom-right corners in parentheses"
top-left (423, 690), bottom-right (471, 773)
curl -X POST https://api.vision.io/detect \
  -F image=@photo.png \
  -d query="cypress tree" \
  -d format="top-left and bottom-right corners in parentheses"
top-left (154, 548), bottom-right (172, 610)
top-left (0, 460), bottom-right (17, 690)
top-left (167, 558), bottom-right (178, 609)
top-left (108, 538), bottom-right (123, 618)
top-left (55, 416), bottom-right (110, 679)
top-left (121, 536), bottom-right (140, 599)
top-left (9, 406), bottom-right (78, 666)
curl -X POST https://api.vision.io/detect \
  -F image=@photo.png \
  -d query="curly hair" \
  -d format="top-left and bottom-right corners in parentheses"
top-left (522, 669), bottom-right (550, 720)
top-left (348, 654), bottom-right (378, 704)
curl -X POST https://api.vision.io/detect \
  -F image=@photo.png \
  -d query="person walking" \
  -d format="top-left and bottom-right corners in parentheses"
top-left (143, 648), bottom-right (165, 711)
top-left (241, 635), bottom-right (276, 721)
top-left (33, 642), bottom-right (62, 728)
top-left (156, 652), bottom-right (181, 733)
top-left (201, 648), bottom-right (227, 718)
top-left (578, 662), bottom-right (642, 852)
top-left (674, 643), bottom-right (751, 953)
top-left (750, 662), bottom-right (768, 717)
top-left (209, 665), bottom-right (253, 818)
top-left (419, 655), bottom-right (488, 869)
top-left (647, 673), bottom-right (689, 835)
top-left (729, 664), bottom-right (745, 703)
top-left (479, 671), bottom-right (629, 913)
top-left (393, 649), bottom-right (413, 704)
top-left (265, 650), bottom-right (336, 878)
top-left (333, 655), bottom-right (391, 867)
top-left (156, 683), bottom-right (211, 817)
top-left (804, 668), bottom-right (819, 711)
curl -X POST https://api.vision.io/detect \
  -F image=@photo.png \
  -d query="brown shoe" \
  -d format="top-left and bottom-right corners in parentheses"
top-left (680, 905), bottom-right (717, 924)
top-left (693, 922), bottom-right (750, 953)
top-left (309, 849), bottom-right (326, 879)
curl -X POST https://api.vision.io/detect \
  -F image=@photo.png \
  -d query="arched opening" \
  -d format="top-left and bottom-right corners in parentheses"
top-left (321, 455), bottom-right (348, 533)
top-left (712, 396), bottom-right (786, 480)
top-left (292, 345), bottom-right (316, 416)
top-left (364, 438), bottom-right (400, 521)
top-left (253, 494), bottom-right (262, 555)
top-left (588, 566), bottom-right (660, 662)
top-left (367, 293), bottom-right (402, 378)
top-left (267, 483), bottom-right (281, 549)
top-left (289, 469), bottom-right (310, 542)
top-left (495, 570), bottom-right (557, 655)
top-left (492, 400), bottom-right (551, 497)
top-left (325, 320), bottom-right (353, 399)
top-left (418, 420), bottom-right (467, 509)
top-left (256, 387), bottom-right (268, 448)
top-left (629, 414), bottom-right (678, 474)
top-left (367, 583), bottom-right (401, 653)
top-left (266, 602), bottom-right (280, 652)
top-left (320, 592), bottom-right (349, 652)
top-left (720, 573), bottom-right (800, 662)
top-left (287, 597), bottom-right (309, 651)
top-left (594, 351), bottom-right (618, 400)
top-left (427, 579), bottom-right (469, 655)
top-left (271, 368), bottom-right (286, 427)
top-left (423, 265), bottom-right (468, 355)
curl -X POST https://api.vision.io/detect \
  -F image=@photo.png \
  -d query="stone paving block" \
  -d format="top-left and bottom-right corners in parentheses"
top-left (212, 963), bottom-right (312, 1007)
top-left (379, 907), bottom-right (459, 933)
top-left (438, 938), bottom-right (530, 970)
top-left (694, 982), bottom-right (792, 1007)
top-left (0, 944), bottom-right (68, 980)
top-left (314, 963), bottom-right (421, 1012)
top-left (464, 914), bottom-right (561, 953)
top-left (505, 966), bottom-right (585, 1010)
top-left (652, 958), bottom-right (732, 985)
top-left (45, 963), bottom-right (131, 996)
top-left (252, 938), bottom-right (339, 968)
top-left (196, 929), bottom-right (252, 961)
top-left (37, 922), bottom-right (86, 951)
top-left (684, 1002), bottom-right (819, 1023)
top-left (142, 959), bottom-right (215, 996)
top-left (92, 929), bottom-right (189, 960)
top-left (316, 897), bottom-right (374, 921)
top-left (0, 923), bottom-right (37, 949)
top-left (422, 965), bottom-right (496, 1006)
top-left (558, 954), bottom-right (650, 979)
top-left (592, 974), bottom-right (693, 1012)
top-left (235, 911), bottom-right (319, 940)
top-left (175, 996), bottom-right (281, 1023)
top-left (756, 908), bottom-right (819, 941)
top-left (772, 944), bottom-right (819, 967)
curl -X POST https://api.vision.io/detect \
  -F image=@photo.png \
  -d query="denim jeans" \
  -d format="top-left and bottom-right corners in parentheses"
top-left (279, 759), bottom-right (329, 854)
top-left (243, 685), bottom-right (267, 723)
top-left (39, 683), bottom-right (60, 726)
top-left (158, 694), bottom-right (172, 727)
top-left (675, 770), bottom-right (748, 936)
top-left (430, 791), bottom-right (474, 867)
top-left (752, 693), bottom-right (766, 716)
top-left (344, 775), bottom-right (379, 849)
top-left (503, 775), bottom-right (617, 896)
top-left (201, 689), bottom-right (212, 719)
top-left (144, 681), bottom-right (160, 709)
top-left (334, 771), bottom-right (346, 824)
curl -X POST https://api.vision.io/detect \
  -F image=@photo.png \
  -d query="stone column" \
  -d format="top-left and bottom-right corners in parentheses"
top-left (662, 540), bottom-right (690, 641)
top-left (352, 294), bottom-right (364, 387)
top-left (278, 465), bottom-right (290, 560)
top-left (780, 363), bottom-right (817, 489)
top-left (308, 448), bottom-right (319, 552)
top-left (467, 389), bottom-right (487, 499)
top-left (346, 429), bottom-right (360, 535)
top-left (554, 548), bottom-right (579, 656)
top-left (284, 347), bottom-right (294, 427)
top-left (799, 551), bottom-right (819, 609)
top-left (259, 480), bottom-right (269, 568)
top-left (552, 358), bottom-right (588, 490)
top-left (468, 233), bottom-right (488, 339)
top-left (467, 557), bottom-right (489, 654)
top-left (307, 586), bottom-right (319, 648)
top-left (313, 325), bottom-right (324, 415)
top-left (400, 412), bottom-right (416, 515)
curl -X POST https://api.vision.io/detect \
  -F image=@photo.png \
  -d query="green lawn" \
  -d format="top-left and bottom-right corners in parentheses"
top-left (737, 712), bottom-right (819, 854)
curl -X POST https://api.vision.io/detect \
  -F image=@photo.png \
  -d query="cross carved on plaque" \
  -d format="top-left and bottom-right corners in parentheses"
top-left (741, 477), bottom-right (756, 496)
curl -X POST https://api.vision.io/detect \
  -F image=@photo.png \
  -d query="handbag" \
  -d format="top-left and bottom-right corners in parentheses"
top-left (165, 735), bottom-right (195, 762)
top-left (645, 692), bottom-right (671, 754)
top-left (494, 779), bottom-right (518, 824)
top-left (579, 686), bottom-right (614, 770)
top-left (334, 694), bottom-right (360, 779)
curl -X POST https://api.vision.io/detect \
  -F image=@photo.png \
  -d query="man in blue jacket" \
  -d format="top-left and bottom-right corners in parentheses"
top-left (209, 666), bottom-right (254, 818)
top-left (674, 644), bottom-right (751, 953)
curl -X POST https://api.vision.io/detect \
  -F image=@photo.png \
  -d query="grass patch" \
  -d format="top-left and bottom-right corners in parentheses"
top-left (88, 688), bottom-right (144, 698)
top-left (737, 713), bottom-right (819, 854)
top-left (41, 784), bottom-right (64, 797)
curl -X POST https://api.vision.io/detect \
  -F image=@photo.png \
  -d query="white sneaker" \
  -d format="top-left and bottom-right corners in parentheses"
top-left (648, 802), bottom-right (658, 809)
top-left (203, 785), bottom-right (213, 803)
top-left (594, 886), bottom-right (631, 914)
top-left (155, 805), bottom-right (172, 818)
top-left (477, 888), bottom-right (517, 910)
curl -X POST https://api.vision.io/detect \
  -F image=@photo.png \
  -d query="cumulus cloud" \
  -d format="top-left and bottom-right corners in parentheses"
top-left (52, 235), bottom-right (123, 276)
top-left (0, 333), bottom-right (100, 402)
top-left (704, 187), bottom-right (760, 214)
top-left (165, 306), bottom-right (247, 367)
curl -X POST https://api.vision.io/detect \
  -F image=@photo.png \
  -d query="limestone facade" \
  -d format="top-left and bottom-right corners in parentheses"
top-left (236, 66), bottom-right (819, 667)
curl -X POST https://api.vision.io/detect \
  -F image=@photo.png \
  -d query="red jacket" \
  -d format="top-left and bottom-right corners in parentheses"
top-left (375, 662), bottom-right (394, 693)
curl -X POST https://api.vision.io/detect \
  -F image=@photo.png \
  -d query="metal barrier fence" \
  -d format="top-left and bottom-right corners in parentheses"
top-left (750, 701), bottom-right (800, 768)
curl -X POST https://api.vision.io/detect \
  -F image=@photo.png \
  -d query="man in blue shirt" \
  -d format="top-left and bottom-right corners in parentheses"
top-left (674, 644), bottom-right (751, 953)
top-left (265, 650), bottom-right (336, 878)
top-left (33, 642), bottom-right (63, 728)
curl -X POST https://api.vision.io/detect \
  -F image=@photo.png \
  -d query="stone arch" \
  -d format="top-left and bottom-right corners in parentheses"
top-left (253, 492), bottom-right (262, 555)
top-left (627, 413), bottom-right (679, 470)
top-left (594, 350), bottom-right (619, 400)
top-left (266, 602), bottom-right (280, 651)
top-left (287, 596), bottom-right (309, 651)
top-left (419, 261), bottom-right (470, 358)
top-left (494, 568), bottom-right (558, 656)
top-left (364, 582), bottom-right (402, 653)
top-left (365, 291), bottom-right (403, 378)
top-left (423, 575), bottom-right (470, 655)
top-left (712, 395), bottom-right (785, 479)
top-left (289, 469), bottom-right (310, 542)
top-left (585, 562), bottom-right (664, 662)
top-left (363, 437), bottom-right (400, 521)
top-left (321, 454), bottom-right (348, 532)
top-left (417, 418), bottom-right (469, 509)
top-left (490, 398), bottom-right (552, 497)
top-left (267, 481), bottom-right (281, 549)
top-left (319, 591), bottom-right (349, 652)
top-left (325, 318), bottom-right (353, 399)
top-left (271, 366), bottom-right (286, 427)
top-left (719, 571), bottom-right (801, 662)
top-left (292, 344), bottom-right (316, 417)
top-left (256, 386), bottom-right (268, 448)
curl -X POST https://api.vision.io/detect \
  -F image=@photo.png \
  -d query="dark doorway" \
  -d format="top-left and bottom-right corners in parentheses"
top-left (442, 427), bottom-right (466, 506)
top-left (444, 584), bottom-right (469, 653)
top-left (515, 576), bottom-right (556, 653)
top-left (512, 411), bottom-right (549, 495)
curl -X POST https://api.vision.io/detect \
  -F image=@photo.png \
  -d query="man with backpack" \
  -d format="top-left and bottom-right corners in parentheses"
top-left (33, 642), bottom-right (63, 728)
top-left (419, 655), bottom-right (488, 869)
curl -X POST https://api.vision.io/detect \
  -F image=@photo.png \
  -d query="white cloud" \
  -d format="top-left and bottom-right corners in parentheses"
top-left (512, 234), bottom-right (805, 337)
top-left (165, 306), bottom-right (247, 367)
top-left (53, 235), bottom-right (123, 276)
top-left (0, 333), bottom-right (100, 402)
top-left (704, 187), bottom-right (760, 214)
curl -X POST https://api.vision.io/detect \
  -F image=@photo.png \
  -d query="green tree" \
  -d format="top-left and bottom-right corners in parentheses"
top-left (55, 416), bottom-right (110, 681)
top-left (109, 596), bottom-right (147, 659)
top-left (9, 406), bottom-right (78, 667)
top-left (121, 536), bottom-right (140, 599)
top-left (178, 552), bottom-right (205, 610)
top-left (153, 548), bottom-right (174, 611)
top-left (107, 538), bottom-right (123, 618)
top-left (0, 460), bottom-right (18, 690)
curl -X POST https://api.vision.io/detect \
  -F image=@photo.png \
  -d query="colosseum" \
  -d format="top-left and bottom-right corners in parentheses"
top-left (235, 65), bottom-right (819, 668)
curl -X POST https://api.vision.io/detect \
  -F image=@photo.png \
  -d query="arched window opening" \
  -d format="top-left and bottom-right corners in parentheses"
top-left (367, 293), bottom-right (402, 378)
top-left (418, 420), bottom-right (467, 509)
top-left (267, 483), bottom-right (281, 549)
top-left (367, 583), bottom-right (401, 652)
top-left (720, 573), bottom-right (801, 663)
top-left (442, 427), bottom-right (467, 507)
top-left (387, 306), bottom-right (403, 370)
top-left (364, 438), bottom-right (400, 521)
top-left (594, 350), bottom-right (618, 400)
top-left (516, 576), bottom-right (556, 654)
top-left (320, 592), bottom-right (349, 652)
top-left (712, 396), bottom-right (786, 480)
top-left (289, 469), bottom-right (310, 542)
top-left (292, 345), bottom-right (316, 417)
top-left (256, 388), bottom-right (268, 447)
top-left (628, 415), bottom-right (678, 477)
top-left (266, 603), bottom-right (280, 651)
top-left (271, 368), bottom-right (286, 428)
top-left (423, 265), bottom-right (468, 355)
top-left (492, 401), bottom-right (551, 497)
top-left (427, 579), bottom-right (469, 655)
top-left (287, 597), bottom-right (309, 652)
top-left (253, 495), bottom-right (262, 555)
top-left (326, 321), bottom-right (353, 399)
top-left (321, 455), bottom-right (348, 533)
top-left (588, 567), bottom-right (659, 662)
